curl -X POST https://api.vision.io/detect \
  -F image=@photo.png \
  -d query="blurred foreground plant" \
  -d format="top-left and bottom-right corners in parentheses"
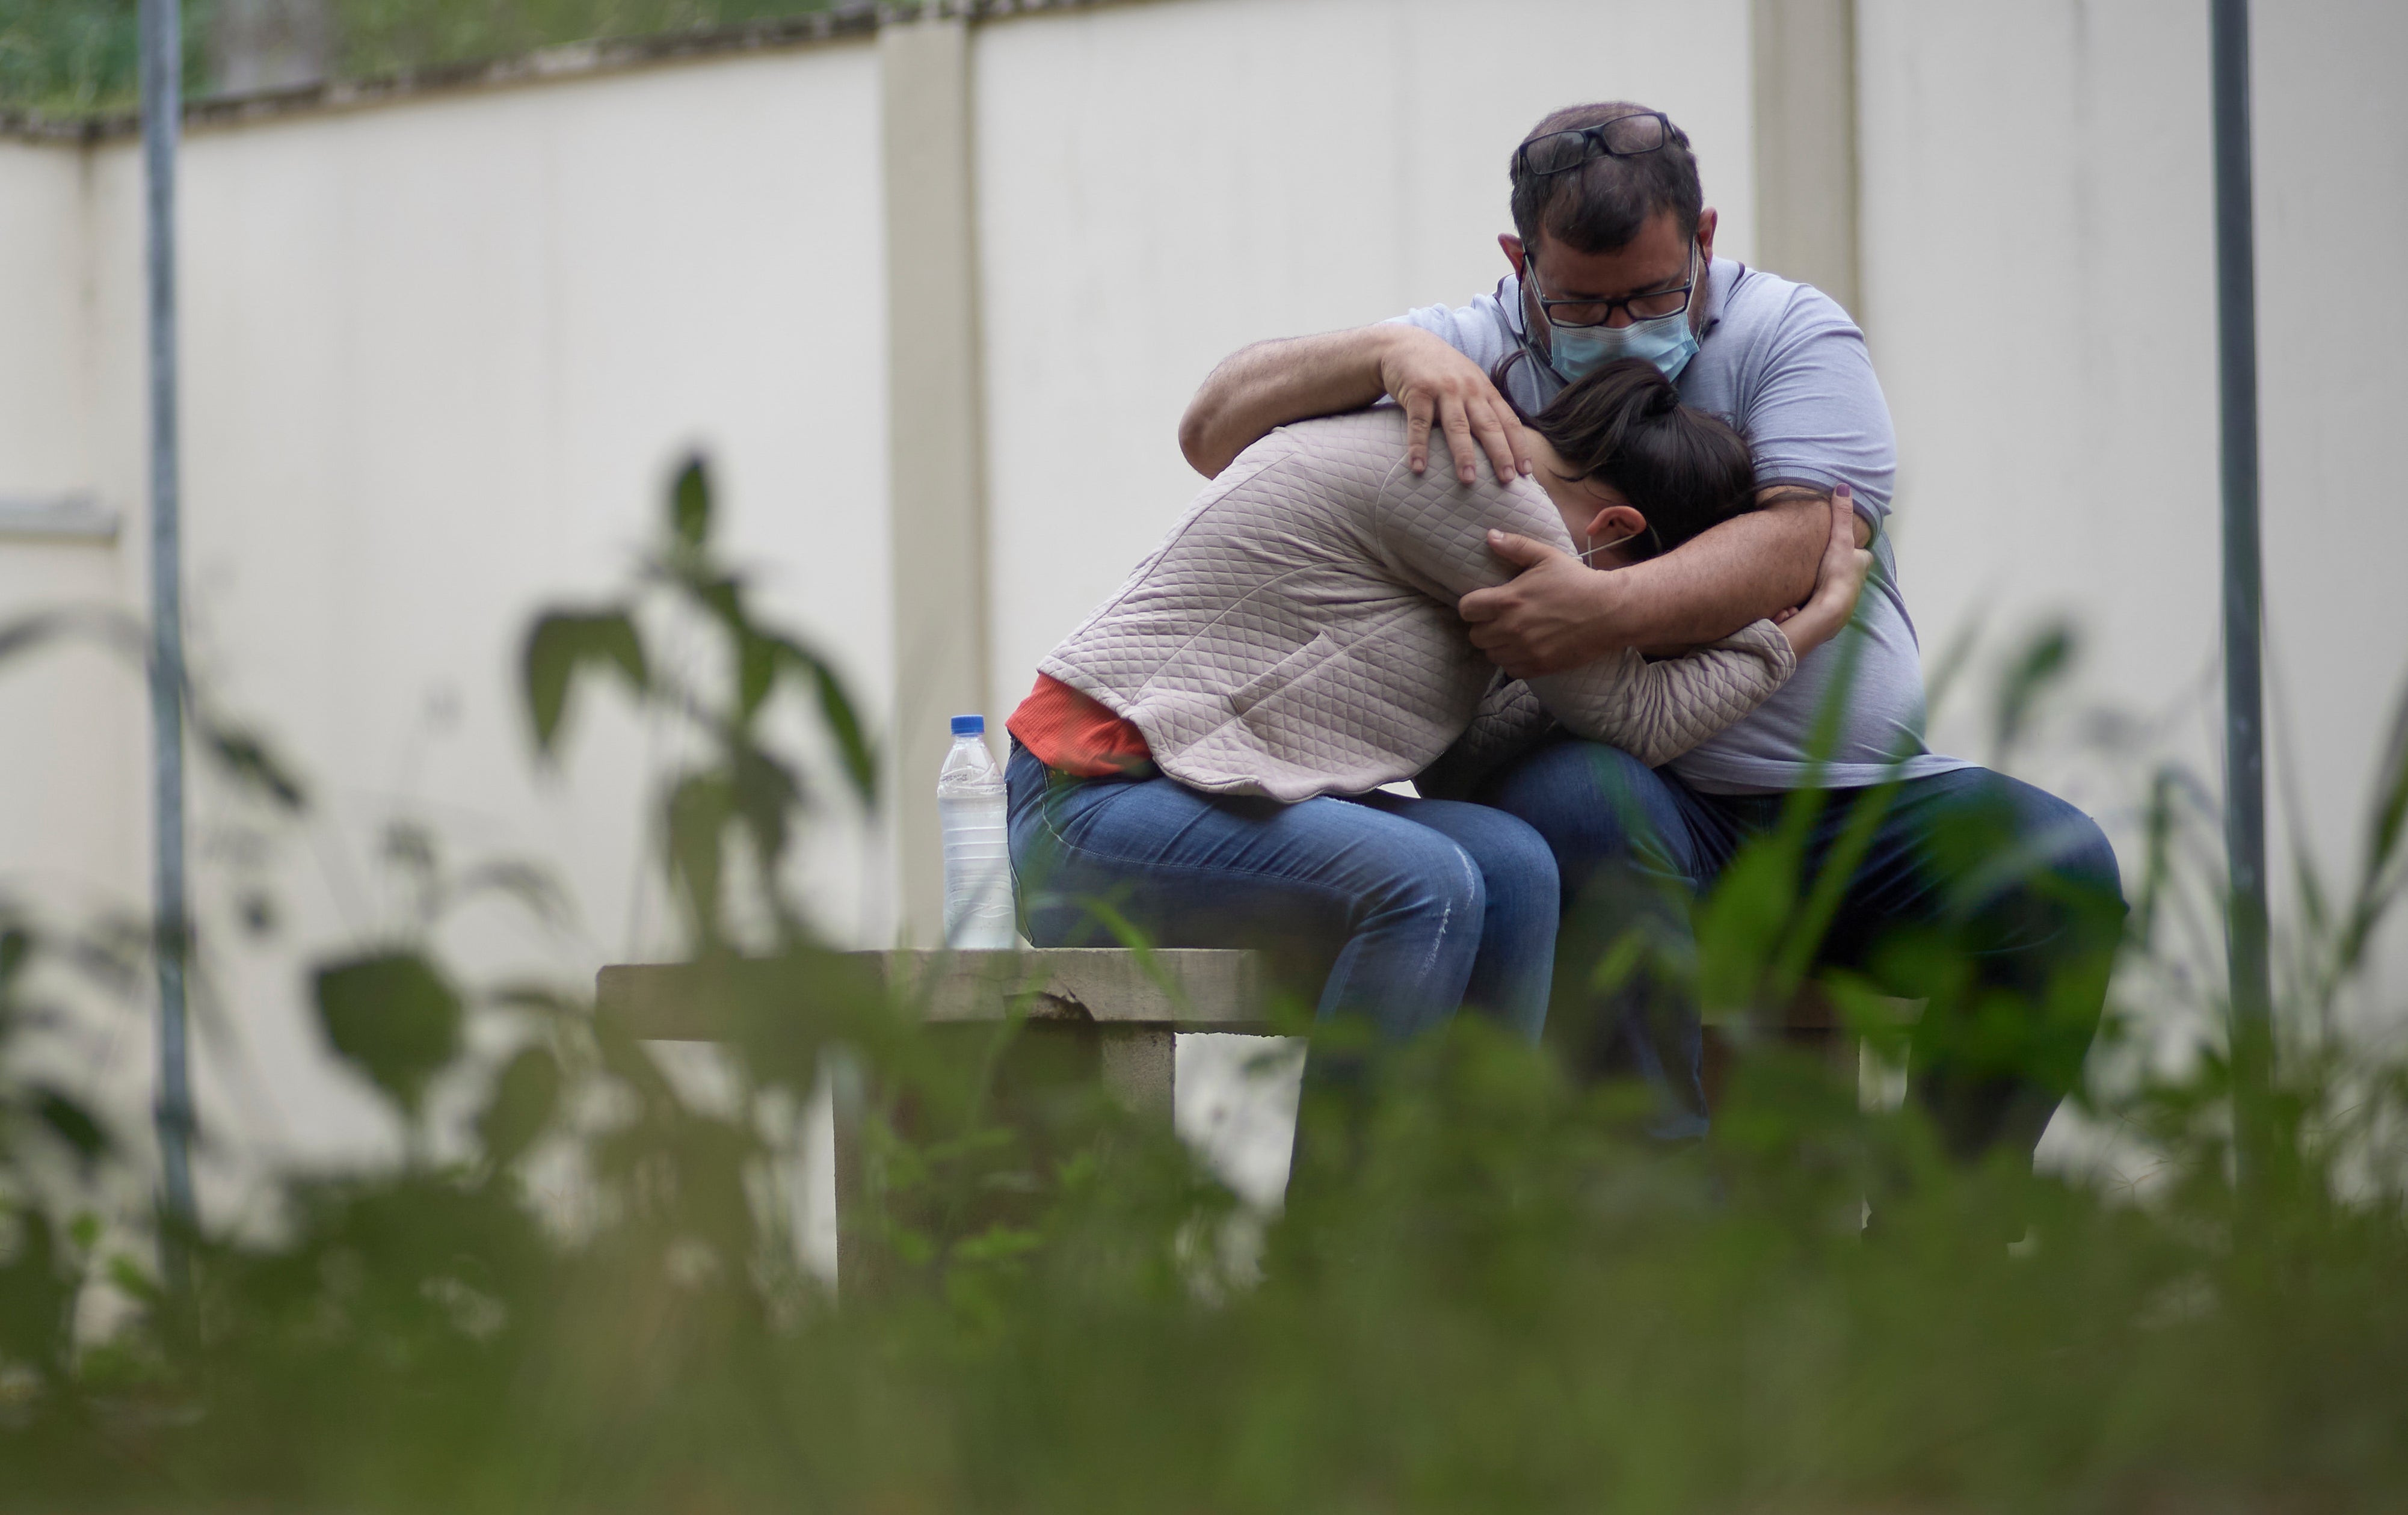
top-left (2, 467), bottom-right (2407, 1513)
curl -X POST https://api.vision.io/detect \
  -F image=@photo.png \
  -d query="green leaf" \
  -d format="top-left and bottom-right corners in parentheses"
top-left (775, 636), bottom-right (879, 805)
top-left (31, 1087), bottom-right (107, 1166)
top-left (0, 611), bottom-right (72, 666)
top-left (2366, 678), bottom-right (2408, 885)
top-left (312, 951), bottom-right (466, 1117)
top-left (105, 1254), bottom-right (162, 1308)
top-left (951, 1223), bottom-right (1041, 1267)
top-left (202, 722), bottom-right (309, 810)
top-left (738, 630), bottom-right (777, 720)
top-left (729, 743), bottom-right (801, 870)
top-left (522, 608), bottom-right (647, 755)
top-left (671, 456), bottom-right (712, 549)
top-left (665, 772), bottom-right (733, 938)
top-left (0, 926), bottom-right (30, 987)
top-left (0, 1207), bottom-right (70, 1377)
top-left (489, 980), bottom-right (587, 1018)
top-left (1694, 832), bottom-right (1804, 1016)
top-left (455, 860), bottom-right (575, 933)
top-left (696, 576), bottom-right (744, 630)
top-left (383, 819), bottom-right (439, 875)
top-left (476, 1045), bottom-right (562, 1173)
top-left (1992, 620), bottom-right (2079, 765)
top-left (813, 660), bottom-right (878, 805)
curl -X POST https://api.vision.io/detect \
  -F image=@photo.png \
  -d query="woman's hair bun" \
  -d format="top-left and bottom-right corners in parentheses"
top-left (1523, 357), bottom-right (1758, 561)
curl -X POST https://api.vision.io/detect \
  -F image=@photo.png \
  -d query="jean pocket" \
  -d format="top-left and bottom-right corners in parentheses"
top-left (1034, 769), bottom-right (1144, 852)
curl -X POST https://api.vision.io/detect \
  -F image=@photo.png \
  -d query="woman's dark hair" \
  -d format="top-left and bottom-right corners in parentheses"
top-left (1497, 355), bottom-right (1756, 559)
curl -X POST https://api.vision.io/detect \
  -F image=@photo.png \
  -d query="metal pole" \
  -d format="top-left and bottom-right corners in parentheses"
top-left (140, 0), bottom-right (199, 1281)
top-left (2210, 0), bottom-right (2273, 1187)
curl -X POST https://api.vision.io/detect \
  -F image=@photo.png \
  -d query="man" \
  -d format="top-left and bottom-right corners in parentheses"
top-left (1177, 102), bottom-right (2124, 1165)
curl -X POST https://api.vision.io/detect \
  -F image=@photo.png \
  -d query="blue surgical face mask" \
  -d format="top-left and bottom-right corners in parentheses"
top-left (1526, 246), bottom-right (1704, 384)
top-left (1545, 306), bottom-right (1700, 384)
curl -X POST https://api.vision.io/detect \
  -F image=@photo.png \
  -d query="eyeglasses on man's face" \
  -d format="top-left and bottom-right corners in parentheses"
top-left (1525, 242), bottom-right (1698, 330)
top-left (1512, 111), bottom-right (1674, 179)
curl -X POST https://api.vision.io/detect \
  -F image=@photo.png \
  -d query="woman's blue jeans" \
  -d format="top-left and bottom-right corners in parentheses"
top-left (1005, 742), bottom-right (1558, 1047)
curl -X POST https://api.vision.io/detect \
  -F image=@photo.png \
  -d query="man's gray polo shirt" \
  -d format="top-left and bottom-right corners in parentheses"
top-left (1396, 257), bottom-right (1969, 793)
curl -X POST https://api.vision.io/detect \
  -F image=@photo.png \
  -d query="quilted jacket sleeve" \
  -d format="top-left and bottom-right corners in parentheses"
top-left (1414, 675), bottom-right (1555, 801)
top-left (1524, 625), bottom-right (1796, 769)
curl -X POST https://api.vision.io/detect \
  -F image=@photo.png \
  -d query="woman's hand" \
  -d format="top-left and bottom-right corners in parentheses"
top-left (1772, 485), bottom-right (1873, 658)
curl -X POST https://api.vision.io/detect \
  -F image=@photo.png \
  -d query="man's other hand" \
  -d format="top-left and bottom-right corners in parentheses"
top-left (1379, 327), bottom-right (1532, 486)
top-left (1458, 530), bottom-right (1616, 678)
top-left (1769, 485), bottom-right (1875, 657)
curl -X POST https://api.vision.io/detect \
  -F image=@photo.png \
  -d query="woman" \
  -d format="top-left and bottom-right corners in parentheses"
top-left (1003, 359), bottom-right (1867, 1049)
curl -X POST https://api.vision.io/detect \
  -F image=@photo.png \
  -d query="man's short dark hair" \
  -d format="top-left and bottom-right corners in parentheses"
top-left (1509, 102), bottom-right (1703, 254)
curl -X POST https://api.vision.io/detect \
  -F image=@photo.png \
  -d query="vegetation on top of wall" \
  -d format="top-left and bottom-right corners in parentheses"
top-left (0, 0), bottom-right (841, 120)
top-left (324, 0), bottom-right (845, 82)
top-left (2, 455), bottom-right (2408, 1510)
top-left (0, 0), bottom-right (202, 118)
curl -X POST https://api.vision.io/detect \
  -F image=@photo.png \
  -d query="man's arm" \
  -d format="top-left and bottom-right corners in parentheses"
top-left (1458, 279), bottom-right (1896, 680)
top-left (1456, 485), bottom-right (1844, 679)
top-left (1178, 324), bottom-right (1530, 485)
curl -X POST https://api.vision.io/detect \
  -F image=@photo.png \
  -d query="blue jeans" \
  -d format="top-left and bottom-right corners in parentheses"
top-left (1005, 743), bottom-right (1558, 1045)
top-left (1476, 737), bottom-right (2126, 1158)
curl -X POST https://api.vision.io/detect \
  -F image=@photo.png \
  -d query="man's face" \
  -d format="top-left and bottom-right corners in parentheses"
top-left (1502, 206), bottom-right (1719, 348)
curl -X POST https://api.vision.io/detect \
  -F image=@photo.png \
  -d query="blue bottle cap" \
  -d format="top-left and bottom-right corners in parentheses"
top-left (950, 714), bottom-right (985, 736)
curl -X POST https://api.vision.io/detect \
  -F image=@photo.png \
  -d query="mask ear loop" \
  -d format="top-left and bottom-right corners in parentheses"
top-left (1578, 532), bottom-right (1631, 566)
top-left (1577, 526), bottom-right (1660, 565)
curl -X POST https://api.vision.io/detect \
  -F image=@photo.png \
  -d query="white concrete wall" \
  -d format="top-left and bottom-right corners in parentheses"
top-left (2252, 0), bottom-right (2408, 1015)
top-left (973, 0), bottom-right (1758, 724)
top-left (0, 143), bottom-right (142, 915)
top-left (1859, 0), bottom-right (2408, 1018)
top-left (13, 45), bottom-right (893, 1196)
top-left (5, 0), bottom-right (2406, 1205)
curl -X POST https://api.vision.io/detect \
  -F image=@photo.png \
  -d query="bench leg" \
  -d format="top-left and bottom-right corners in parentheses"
top-left (1097, 1024), bottom-right (1175, 1120)
top-left (828, 1049), bottom-right (879, 1297)
top-left (831, 1023), bottom-right (1176, 1297)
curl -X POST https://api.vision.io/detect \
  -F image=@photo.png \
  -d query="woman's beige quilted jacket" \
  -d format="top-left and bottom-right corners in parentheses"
top-left (1038, 408), bottom-right (1794, 802)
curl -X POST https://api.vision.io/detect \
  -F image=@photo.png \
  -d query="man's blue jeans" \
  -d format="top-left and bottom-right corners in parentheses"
top-left (1005, 742), bottom-right (1557, 1045)
top-left (1476, 737), bottom-right (2126, 1158)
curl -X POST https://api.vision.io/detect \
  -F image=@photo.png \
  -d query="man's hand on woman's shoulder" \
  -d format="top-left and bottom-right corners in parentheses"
top-left (1375, 325), bottom-right (1532, 487)
top-left (1457, 531), bottom-right (1622, 679)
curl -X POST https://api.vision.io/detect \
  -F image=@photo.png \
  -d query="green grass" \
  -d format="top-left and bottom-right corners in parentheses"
top-left (2, 458), bottom-right (2405, 1511)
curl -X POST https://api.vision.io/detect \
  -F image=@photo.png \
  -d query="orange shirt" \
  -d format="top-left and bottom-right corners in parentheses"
top-left (1006, 673), bottom-right (1154, 777)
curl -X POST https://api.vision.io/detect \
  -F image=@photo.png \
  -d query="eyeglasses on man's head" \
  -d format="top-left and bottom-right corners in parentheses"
top-left (1512, 111), bottom-right (1676, 180)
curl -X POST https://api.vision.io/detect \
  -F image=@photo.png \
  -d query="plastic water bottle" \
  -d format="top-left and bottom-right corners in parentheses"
top-left (937, 714), bottom-right (1017, 949)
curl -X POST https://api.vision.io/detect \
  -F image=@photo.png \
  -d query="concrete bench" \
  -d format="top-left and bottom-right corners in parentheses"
top-left (598, 947), bottom-right (1275, 1116)
top-left (595, 948), bottom-right (1908, 1283)
top-left (595, 948), bottom-right (1900, 1117)
top-left (599, 948), bottom-right (1272, 1288)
